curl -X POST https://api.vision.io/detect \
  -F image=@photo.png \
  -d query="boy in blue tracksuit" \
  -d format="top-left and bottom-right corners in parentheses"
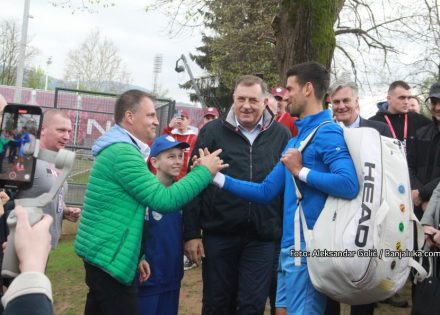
top-left (212, 62), bottom-right (359, 315)
top-left (137, 135), bottom-right (190, 315)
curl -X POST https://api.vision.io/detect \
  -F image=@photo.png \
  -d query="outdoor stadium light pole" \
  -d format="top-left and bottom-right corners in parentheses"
top-left (14, 0), bottom-right (31, 103)
top-left (175, 54), bottom-right (206, 107)
top-left (44, 56), bottom-right (52, 90)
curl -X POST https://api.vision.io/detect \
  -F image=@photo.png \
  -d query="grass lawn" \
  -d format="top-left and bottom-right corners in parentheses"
top-left (48, 237), bottom-right (413, 315)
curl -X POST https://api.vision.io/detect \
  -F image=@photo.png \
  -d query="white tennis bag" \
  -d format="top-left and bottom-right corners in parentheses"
top-left (293, 125), bottom-right (427, 305)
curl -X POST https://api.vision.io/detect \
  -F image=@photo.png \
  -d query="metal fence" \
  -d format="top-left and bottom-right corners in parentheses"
top-left (52, 88), bottom-right (175, 206)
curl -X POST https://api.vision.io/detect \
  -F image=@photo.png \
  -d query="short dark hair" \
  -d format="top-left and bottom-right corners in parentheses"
top-left (388, 80), bottom-right (410, 94)
top-left (286, 61), bottom-right (330, 101)
top-left (234, 75), bottom-right (268, 95)
top-left (43, 109), bottom-right (70, 127)
top-left (114, 90), bottom-right (155, 124)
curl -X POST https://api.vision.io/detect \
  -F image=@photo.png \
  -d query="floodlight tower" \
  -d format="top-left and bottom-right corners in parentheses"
top-left (175, 54), bottom-right (206, 107)
top-left (152, 54), bottom-right (163, 95)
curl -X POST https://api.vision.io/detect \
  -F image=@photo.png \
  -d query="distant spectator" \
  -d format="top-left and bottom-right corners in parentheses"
top-left (7, 129), bottom-right (20, 164)
top-left (409, 96), bottom-right (421, 113)
top-left (162, 110), bottom-right (198, 180)
top-left (200, 107), bottom-right (220, 129)
top-left (14, 126), bottom-right (30, 172)
top-left (369, 80), bottom-right (430, 159)
top-left (408, 82), bottom-right (440, 219)
top-left (0, 96), bottom-right (9, 173)
top-left (271, 86), bottom-right (298, 136)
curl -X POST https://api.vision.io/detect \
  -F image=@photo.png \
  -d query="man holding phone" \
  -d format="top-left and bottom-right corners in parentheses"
top-left (16, 109), bottom-right (81, 248)
top-left (162, 109), bottom-right (198, 180)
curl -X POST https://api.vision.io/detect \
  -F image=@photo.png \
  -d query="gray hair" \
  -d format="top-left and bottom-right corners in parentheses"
top-left (328, 81), bottom-right (359, 98)
top-left (234, 75), bottom-right (268, 95)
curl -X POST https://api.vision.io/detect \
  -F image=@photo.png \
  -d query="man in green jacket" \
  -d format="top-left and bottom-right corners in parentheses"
top-left (75, 89), bottom-right (226, 315)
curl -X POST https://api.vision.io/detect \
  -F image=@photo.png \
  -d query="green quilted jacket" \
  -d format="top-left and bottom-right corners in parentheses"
top-left (75, 126), bottom-right (212, 285)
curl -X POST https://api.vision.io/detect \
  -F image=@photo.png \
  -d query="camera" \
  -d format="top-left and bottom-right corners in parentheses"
top-left (0, 105), bottom-right (76, 278)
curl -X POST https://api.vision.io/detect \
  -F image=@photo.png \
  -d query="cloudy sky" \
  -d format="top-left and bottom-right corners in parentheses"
top-left (1, 0), bottom-right (206, 104)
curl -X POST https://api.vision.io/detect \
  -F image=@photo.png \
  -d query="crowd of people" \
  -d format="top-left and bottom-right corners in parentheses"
top-left (0, 61), bottom-right (439, 315)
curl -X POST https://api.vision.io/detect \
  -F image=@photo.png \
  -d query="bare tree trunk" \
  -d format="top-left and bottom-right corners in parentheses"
top-left (273, 0), bottom-right (345, 81)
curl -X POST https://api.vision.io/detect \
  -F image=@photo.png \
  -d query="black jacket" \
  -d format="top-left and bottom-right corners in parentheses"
top-left (183, 108), bottom-right (291, 241)
top-left (369, 110), bottom-right (431, 157)
top-left (359, 117), bottom-right (392, 137)
top-left (408, 118), bottom-right (440, 202)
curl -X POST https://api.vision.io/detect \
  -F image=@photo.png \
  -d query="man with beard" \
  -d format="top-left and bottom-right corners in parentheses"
top-left (408, 82), bottom-right (440, 219)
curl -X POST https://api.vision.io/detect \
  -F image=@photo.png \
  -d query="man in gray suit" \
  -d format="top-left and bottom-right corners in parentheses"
top-left (329, 81), bottom-right (391, 136)
top-left (325, 80), bottom-right (391, 315)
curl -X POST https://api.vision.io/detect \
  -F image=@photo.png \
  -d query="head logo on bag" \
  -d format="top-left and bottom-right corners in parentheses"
top-left (355, 162), bottom-right (377, 247)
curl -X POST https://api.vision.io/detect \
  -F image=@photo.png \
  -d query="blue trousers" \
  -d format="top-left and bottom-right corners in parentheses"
top-left (201, 233), bottom-right (275, 315)
top-left (138, 289), bottom-right (179, 315)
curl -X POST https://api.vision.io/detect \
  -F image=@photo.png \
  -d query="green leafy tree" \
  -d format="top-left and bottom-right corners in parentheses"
top-left (149, 0), bottom-right (440, 109)
top-left (24, 67), bottom-right (46, 89)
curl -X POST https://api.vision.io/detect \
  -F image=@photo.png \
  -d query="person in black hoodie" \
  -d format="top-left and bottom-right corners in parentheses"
top-left (369, 80), bottom-right (430, 159)
top-left (408, 82), bottom-right (440, 220)
top-left (183, 75), bottom-right (290, 315)
top-left (369, 81), bottom-right (431, 309)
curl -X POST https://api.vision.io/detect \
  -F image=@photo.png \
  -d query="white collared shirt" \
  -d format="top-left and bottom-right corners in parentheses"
top-left (235, 116), bottom-right (263, 145)
top-left (346, 115), bottom-right (361, 129)
top-left (124, 129), bottom-right (151, 159)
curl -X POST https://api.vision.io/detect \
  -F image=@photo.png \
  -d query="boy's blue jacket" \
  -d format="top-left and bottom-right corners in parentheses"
top-left (138, 207), bottom-right (183, 295)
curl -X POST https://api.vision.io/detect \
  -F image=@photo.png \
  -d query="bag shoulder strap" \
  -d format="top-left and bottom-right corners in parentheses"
top-left (292, 120), bottom-right (331, 266)
top-left (294, 121), bottom-right (332, 200)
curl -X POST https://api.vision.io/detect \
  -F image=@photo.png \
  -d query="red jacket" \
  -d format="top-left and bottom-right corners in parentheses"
top-left (162, 126), bottom-right (198, 180)
top-left (276, 112), bottom-right (298, 136)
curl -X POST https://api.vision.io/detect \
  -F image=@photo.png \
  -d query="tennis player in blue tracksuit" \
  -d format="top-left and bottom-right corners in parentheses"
top-left (212, 62), bottom-right (358, 315)
top-left (137, 135), bottom-right (190, 315)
